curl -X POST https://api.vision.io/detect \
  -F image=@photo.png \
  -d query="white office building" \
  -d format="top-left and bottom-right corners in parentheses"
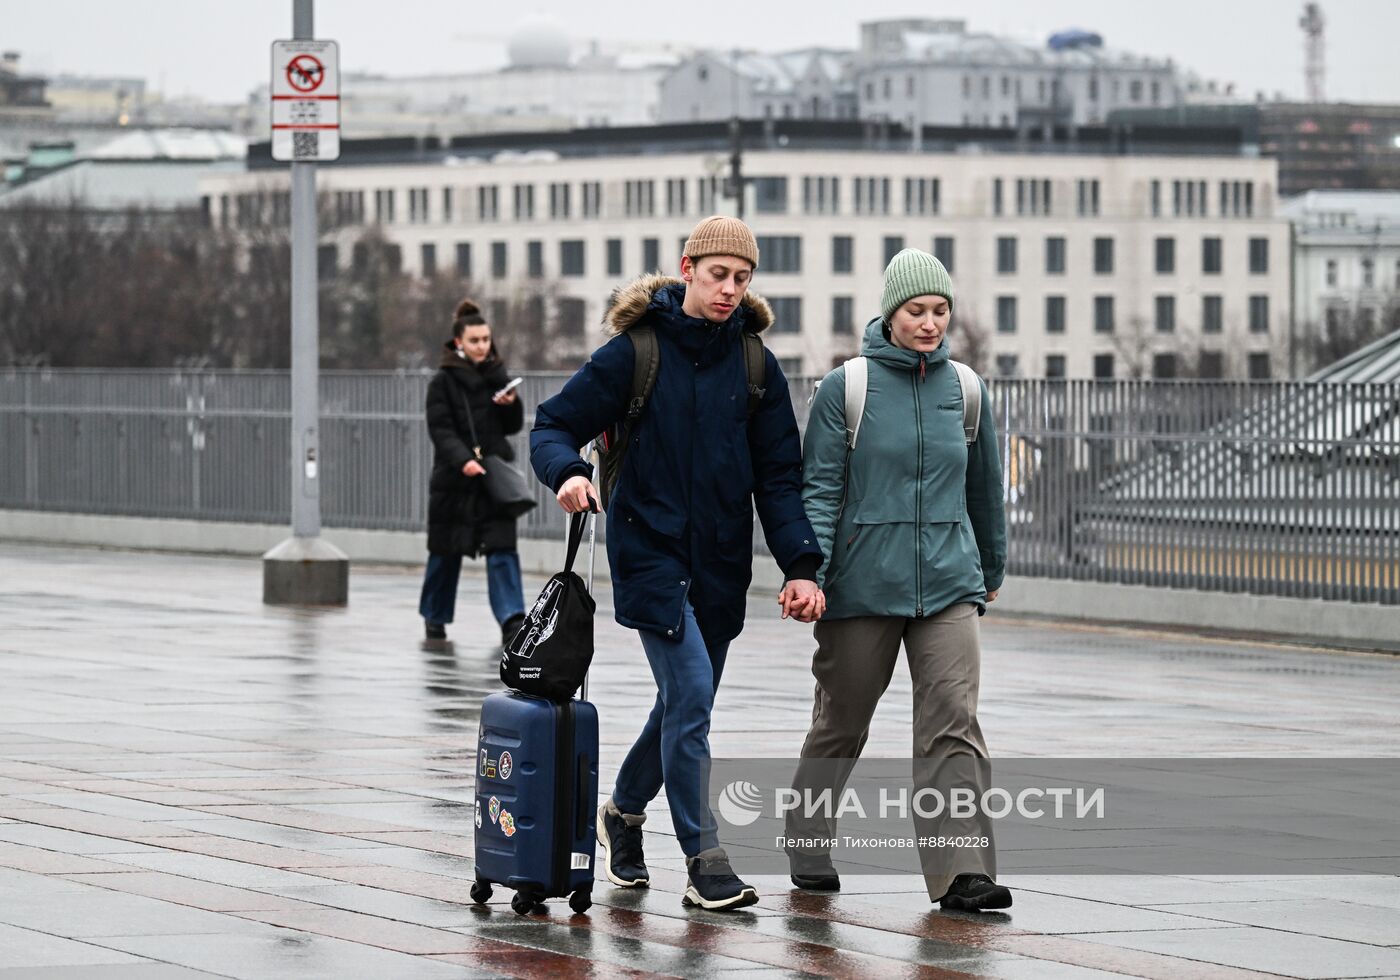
top-left (660, 19), bottom-right (1188, 132)
top-left (856, 19), bottom-right (1184, 129)
top-left (202, 138), bottom-right (1288, 380)
top-left (659, 49), bottom-right (856, 123)
top-left (1282, 191), bottom-right (1400, 344)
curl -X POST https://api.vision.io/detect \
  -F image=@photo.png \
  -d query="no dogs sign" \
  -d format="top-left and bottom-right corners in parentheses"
top-left (271, 39), bottom-right (340, 162)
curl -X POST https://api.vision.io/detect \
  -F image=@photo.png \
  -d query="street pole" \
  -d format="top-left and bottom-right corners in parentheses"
top-left (263, 0), bottom-right (349, 605)
top-left (728, 116), bottom-right (744, 219)
top-left (291, 0), bottom-right (318, 540)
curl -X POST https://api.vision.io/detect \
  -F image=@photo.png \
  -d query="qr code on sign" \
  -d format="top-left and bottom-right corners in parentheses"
top-left (292, 132), bottom-right (319, 159)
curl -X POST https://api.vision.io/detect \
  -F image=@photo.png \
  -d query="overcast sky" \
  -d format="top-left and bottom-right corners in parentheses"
top-left (7, 0), bottom-right (1397, 105)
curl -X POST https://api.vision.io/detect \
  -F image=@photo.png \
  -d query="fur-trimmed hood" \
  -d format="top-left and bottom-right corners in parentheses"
top-left (601, 274), bottom-right (774, 336)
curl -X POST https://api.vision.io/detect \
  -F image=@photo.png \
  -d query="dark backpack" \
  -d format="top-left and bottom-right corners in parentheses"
top-left (596, 325), bottom-right (767, 511)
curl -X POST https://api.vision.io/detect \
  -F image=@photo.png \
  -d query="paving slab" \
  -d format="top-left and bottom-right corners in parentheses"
top-left (0, 924), bottom-right (148, 970)
top-left (89, 930), bottom-right (489, 980)
top-left (1072, 927), bottom-right (1400, 979)
top-left (1134, 898), bottom-right (1400, 946)
top-left (0, 966), bottom-right (225, 979)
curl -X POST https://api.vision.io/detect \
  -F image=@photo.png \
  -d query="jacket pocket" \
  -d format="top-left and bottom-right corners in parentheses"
top-left (616, 498), bottom-right (686, 539)
top-left (717, 512), bottom-right (753, 549)
top-left (854, 464), bottom-right (965, 523)
top-left (852, 497), bottom-right (962, 525)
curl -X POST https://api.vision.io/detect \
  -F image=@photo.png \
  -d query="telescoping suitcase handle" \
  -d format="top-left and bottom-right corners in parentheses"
top-left (574, 441), bottom-right (600, 703)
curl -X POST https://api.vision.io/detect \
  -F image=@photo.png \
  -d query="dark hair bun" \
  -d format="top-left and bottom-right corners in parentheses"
top-left (455, 298), bottom-right (480, 319)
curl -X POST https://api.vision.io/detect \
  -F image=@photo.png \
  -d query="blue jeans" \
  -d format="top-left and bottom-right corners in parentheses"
top-left (612, 601), bottom-right (730, 857)
top-left (418, 550), bottom-right (524, 627)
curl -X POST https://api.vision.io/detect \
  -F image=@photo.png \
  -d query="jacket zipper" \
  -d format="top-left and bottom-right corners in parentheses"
top-left (912, 359), bottom-right (925, 617)
top-left (671, 582), bottom-right (691, 637)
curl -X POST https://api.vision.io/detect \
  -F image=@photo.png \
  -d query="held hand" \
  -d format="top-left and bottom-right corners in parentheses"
top-left (986, 589), bottom-right (999, 604)
top-left (463, 460), bottom-right (487, 478)
top-left (778, 579), bottom-right (826, 623)
top-left (492, 389), bottom-right (518, 406)
top-left (556, 475), bottom-right (598, 513)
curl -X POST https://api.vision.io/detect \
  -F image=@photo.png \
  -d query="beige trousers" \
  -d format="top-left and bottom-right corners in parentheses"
top-left (788, 602), bottom-right (996, 901)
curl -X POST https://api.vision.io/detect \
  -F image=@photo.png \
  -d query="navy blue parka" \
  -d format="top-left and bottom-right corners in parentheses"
top-left (530, 275), bottom-right (822, 647)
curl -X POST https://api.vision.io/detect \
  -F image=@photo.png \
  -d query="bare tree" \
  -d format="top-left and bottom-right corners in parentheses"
top-left (1298, 300), bottom-right (1399, 374)
top-left (0, 200), bottom-right (107, 365)
top-left (0, 196), bottom-right (588, 371)
top-left (1107, 314), bottom-right (1235, 380)
top-left (1109, 314), bottom-right (1155, 379)
top-left (491, 282), bottom-right (579, 371)
top-left (949, 312), bottom-right (990, 376)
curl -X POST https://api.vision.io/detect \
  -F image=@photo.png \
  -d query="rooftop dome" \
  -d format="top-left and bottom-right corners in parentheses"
top-left (507, 20), bottom-right (571, 70)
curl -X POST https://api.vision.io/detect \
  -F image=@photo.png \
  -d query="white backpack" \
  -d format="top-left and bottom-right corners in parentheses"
top-left (832, 357), bottom-right (982, 450)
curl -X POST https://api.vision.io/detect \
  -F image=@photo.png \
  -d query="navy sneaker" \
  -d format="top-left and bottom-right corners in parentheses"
top-left (938, 873), bottom-right (1013, 911)
top-left (683, 848), bottom-right (759, 911)
top-left (596, 799), bottom-right (648, 887)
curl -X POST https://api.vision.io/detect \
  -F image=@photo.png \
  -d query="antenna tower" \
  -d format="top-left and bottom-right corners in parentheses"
top-left (1299, 3), bottom-right (1325, 103)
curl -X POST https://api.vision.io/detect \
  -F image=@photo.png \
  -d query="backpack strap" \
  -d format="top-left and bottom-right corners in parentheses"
top-left (843, 356), bottom-right (869, 450)
top-left (597, 326), bottom-right (660, 512)
top-left (949, 359), bottom-right (981, 446)
top-left (626, 325), bottom-right (660, 421)
top-left (741, 332), bottom-right (766, 416)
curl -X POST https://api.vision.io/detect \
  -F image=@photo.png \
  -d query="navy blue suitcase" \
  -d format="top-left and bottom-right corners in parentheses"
top-left (471, 506), bottom-right (600, 915)
top-left (471, 691), bottom-right (599, 914)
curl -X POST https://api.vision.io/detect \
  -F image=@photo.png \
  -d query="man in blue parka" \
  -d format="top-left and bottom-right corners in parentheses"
top-left (531, 215), bottom-right (824, 912)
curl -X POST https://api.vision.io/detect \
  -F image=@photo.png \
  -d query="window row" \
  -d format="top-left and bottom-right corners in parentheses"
top-left (993, 235), bottom-right (1271, 276)
top-left (863, 71), bottom-right (1166, 107)
top-left (334, 233), bottom-right (1277, 284)
top-left (1322, 256), bottom-right (1400, 290)
top-left (215, 173), bottom-right (1264, 230)
top-left (326, 236), bottom-right (774, 281)
top-left (997, 351), bottom-right (1273, 381)
top-left (1150, 179), bottom-right (1257, 218)
top-left (992, 294), bottom-right (1273, 335)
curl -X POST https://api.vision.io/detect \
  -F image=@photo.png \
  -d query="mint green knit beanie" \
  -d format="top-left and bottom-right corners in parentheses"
top-left (880, 248), bottom-right (954, 321)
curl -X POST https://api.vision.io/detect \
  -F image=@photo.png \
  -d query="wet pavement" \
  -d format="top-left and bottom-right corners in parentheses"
top-left (0, 542), bottom-right (1397, 979)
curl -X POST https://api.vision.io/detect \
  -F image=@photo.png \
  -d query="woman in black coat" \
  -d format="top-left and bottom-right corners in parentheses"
top-left (419, 299), bottom-right (526, 643)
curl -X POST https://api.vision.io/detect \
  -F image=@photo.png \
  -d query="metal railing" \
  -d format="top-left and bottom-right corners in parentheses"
top-left (3, 369), bottom-right (1397, 604)
top-left (1000, 379), bottom-right (1400, 604)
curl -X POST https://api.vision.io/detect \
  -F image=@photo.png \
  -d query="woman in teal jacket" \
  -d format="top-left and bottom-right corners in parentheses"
top-left (787, 248), bottom-right (1011, 912)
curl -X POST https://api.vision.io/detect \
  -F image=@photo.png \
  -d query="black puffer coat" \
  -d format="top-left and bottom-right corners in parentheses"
top-left (425, 343), bottom-right (525, 556)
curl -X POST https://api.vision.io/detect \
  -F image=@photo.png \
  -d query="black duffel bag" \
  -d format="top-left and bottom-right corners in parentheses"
top-left (452, 388), bottom-right (536, 520)
top-left (500, 509), bottom-right (596, 702)
top-left (477, 453), bottom-right (536, 519)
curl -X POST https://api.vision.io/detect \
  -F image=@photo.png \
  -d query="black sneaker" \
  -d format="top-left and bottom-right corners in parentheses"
top-left (787, 849), bottom-right (840, 891)
top-left (424, 621), bottom-right (447, 640)
top-left (501, 613), bottom-right (526, 646)
top-left (938, 873), bottom-right (1012, 911)
top-left (682, 848), bottom-right (758, 911)
top-left (596, 799), bottom-right (648, 888)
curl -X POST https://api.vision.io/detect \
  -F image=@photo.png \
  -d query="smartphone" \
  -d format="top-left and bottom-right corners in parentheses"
top-left (494, 377), bottom-right (523, 399)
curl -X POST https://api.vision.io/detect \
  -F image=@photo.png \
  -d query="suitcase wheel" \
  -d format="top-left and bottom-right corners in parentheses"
top-left (511, 891), bottom-right (540, 916)
top-left (469, 880), bottom-right (492, 905)
top-left (569, 887), bottom-right (592, 915)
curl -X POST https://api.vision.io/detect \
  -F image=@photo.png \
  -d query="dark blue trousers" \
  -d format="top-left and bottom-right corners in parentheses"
top-left (419, 551), bottom-right (524, 627)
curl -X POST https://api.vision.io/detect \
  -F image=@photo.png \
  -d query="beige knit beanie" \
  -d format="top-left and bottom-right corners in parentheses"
top-left (683, 215), bottom-right (760, 269)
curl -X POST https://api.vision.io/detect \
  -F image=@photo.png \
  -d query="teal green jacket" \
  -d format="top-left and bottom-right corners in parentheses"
top-left (803, 318), bottom-right (1007, 620)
